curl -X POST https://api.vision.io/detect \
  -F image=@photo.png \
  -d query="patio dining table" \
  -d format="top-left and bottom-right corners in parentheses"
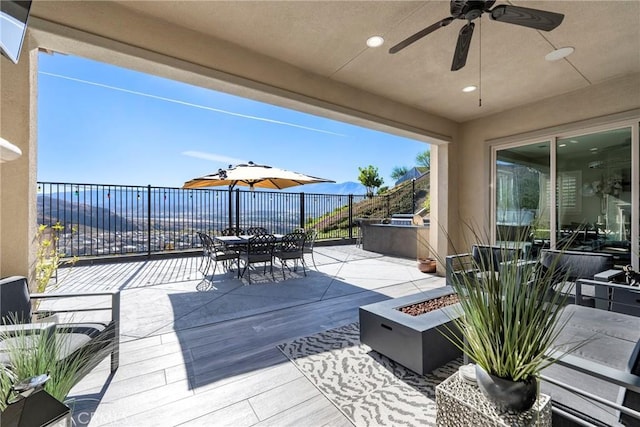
top-left (214, 234), bottom-right (286, 282)
top-left (214, 234), bottom-right (284, 246)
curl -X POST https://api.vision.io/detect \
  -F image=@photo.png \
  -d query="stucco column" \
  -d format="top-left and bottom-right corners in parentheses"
top-left (0, 40), bottom-right (38, 281)
top-left (429, 142), bottom-right (456, 275)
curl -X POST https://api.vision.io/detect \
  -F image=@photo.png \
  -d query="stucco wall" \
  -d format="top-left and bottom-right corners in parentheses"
top-left (456, 73), bottom-right (640, 248)
top-left (0, 41), bottom-right (38, 280)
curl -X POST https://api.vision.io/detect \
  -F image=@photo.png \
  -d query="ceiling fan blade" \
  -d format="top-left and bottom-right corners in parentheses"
top-left (451, 22), bottom-right (474, 71)
top-left (389, 17), bottom-right (454, 54)
top-left (490, 5), bottom-right (564, 31)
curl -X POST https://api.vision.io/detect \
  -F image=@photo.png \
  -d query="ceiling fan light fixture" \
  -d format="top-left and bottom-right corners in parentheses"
top-left (545, 46), bottom-right (574, 62)
top-left (462, 85), bottom-right (477, 93)
top-left (366, 36), bottom-right (384, 48)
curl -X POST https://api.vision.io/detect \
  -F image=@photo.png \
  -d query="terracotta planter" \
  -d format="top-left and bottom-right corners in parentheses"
top-left (417, 258), bottom-right (437, 273)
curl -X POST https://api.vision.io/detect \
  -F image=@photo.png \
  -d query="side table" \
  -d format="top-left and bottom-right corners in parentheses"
top-left (436, 372), bottom-right (551, 427)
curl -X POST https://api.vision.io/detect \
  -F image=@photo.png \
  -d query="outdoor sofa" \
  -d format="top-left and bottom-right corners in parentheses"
top-left (543, 278), bottom-right (640, 426)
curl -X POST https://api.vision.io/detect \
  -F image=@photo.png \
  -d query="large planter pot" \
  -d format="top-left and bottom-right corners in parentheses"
top-left (417, 257), bottom-right (437, 273)
top-left (475, 365), bottom-right (538, 412)
top-left (33, 311), bottom-right (59, 324)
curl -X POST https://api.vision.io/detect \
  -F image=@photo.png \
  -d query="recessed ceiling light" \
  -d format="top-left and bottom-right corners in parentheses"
top-left (545, 47), bottom-right (575, 62)
top-left (462, 85), bottom-right (477, 93)
top-left (559, 143), bottom-right (567, 147)
top-left (590, 147), bottom-right (598, 151)
top-left (570, 140), bottom-right (579, 144)
top-left (366, 36), bottom-right (384, 48)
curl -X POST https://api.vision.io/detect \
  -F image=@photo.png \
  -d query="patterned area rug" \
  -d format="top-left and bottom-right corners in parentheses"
top-left (278, 323), bottom-right (461, 426)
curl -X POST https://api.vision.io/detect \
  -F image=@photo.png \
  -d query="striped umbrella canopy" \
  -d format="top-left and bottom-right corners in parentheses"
top-left (183, 161), bottom-right (334, 191)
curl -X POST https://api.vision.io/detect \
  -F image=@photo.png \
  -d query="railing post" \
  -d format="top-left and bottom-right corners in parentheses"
top-left (348, 194), bottom-right (354, 240)
top-left (228, 187), bottom-right (233, 231)
top-left (235, 189), bottom-right (241, 234)
top-left (147, 185), bottom-right (152, 257)
top-left (386, 194), bottom-right (390, 217)
top-left (412, 178), bottom-right (416, 213)
top-left (299, 192), bottom-right (305, 229)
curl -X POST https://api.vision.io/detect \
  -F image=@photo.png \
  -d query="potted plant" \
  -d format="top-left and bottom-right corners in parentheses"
top-left (0, 321), bottom-right (93, 411)
top-left (440, 236), bottom-right (579, 412)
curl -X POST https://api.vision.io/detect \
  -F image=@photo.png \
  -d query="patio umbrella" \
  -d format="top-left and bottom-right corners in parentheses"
top-left (183, 161), bottom-right (335, 191)
top-left (183, 161), bottom-right (335, 231)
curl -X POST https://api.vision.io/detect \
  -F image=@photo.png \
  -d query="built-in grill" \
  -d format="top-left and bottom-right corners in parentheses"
top-left (390, 214), bottom-right (417, 226)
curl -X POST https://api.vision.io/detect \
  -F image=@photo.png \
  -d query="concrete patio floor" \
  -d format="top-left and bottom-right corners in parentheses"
top-left (50, 245), bottom-right (446, 426)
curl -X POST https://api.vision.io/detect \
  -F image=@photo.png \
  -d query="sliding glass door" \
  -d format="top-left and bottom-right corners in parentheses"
top-left (495, 142), bottom-right (551, 258)
top-left (494, 125), bottom-right (636, 267)
top-left (556, 128), bottom-right (632, 264)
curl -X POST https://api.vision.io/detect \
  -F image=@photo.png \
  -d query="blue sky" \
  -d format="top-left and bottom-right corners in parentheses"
top-left (37, 53), bottom-right (429, 187)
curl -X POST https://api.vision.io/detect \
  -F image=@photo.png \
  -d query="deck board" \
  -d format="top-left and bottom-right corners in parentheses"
top-left (60, 245), bottom-right (445, 426)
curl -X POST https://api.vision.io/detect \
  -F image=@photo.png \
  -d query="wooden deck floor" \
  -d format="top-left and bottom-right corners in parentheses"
top-left (57, 245), bottom-right (446, 426)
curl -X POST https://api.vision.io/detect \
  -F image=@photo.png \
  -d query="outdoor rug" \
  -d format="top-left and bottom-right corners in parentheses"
top-left (277, 323), bottom-right (461, 426)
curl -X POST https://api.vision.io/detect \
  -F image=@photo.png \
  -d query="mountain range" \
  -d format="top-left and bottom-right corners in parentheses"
top-left (285, 181), bottom-right (366, 195)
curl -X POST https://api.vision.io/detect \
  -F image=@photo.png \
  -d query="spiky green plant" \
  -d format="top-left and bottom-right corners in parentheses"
top-left (440, 227), bottom-right (584, 382)
top-left (0, 323), bottom-right (96, 410)
top-left (0, 364), bottom-right (14, 410)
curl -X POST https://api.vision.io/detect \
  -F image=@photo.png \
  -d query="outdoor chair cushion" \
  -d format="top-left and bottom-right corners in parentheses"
top-left (445, 244), bottom-right (523, 287)
top-left (543, 304), bottom-right (640, 426)
top-left (0, 322), bottom-right (114, 369)
top-left (539, 250), bottom-right (614, 306)
top-left (540, 250), bottom-right (614, 282)
top-left (472, 244), bottom-right (522, 271)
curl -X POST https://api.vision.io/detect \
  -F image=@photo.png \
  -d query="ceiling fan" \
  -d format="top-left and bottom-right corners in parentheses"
top-left (389, 0), bottom-right (565, 71)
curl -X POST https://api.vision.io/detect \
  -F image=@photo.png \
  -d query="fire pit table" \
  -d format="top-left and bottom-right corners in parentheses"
top-left (359, 286), bottom-right (462, 375)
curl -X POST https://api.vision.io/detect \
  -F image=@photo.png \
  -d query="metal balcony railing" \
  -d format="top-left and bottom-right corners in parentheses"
top-left (37, 180), bottom-right (427, 259)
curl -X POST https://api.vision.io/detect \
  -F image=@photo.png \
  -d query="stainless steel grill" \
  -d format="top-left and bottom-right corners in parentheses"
top-left (390, 214), bottom-right (415, 226)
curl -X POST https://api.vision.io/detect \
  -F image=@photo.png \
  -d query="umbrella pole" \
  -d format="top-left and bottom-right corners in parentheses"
top-left (228, 184), bottom-right (234, 232)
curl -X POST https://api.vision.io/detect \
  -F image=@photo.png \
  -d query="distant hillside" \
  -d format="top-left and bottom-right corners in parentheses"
top-left (308, 173), bottom-right (430, 234)
top-left (38, 194), bottom-right (138, 231)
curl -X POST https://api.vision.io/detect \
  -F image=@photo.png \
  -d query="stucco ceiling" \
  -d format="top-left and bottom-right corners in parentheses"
top-left (46, 1), bottom-right (640, 123)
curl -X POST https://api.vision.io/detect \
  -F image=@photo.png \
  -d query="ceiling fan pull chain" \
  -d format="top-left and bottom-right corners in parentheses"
top-left (478, 16), bottom-right (482, 107)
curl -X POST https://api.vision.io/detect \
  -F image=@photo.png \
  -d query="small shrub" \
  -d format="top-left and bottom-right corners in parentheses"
top-left (34, 223), bottom-right (77, 310)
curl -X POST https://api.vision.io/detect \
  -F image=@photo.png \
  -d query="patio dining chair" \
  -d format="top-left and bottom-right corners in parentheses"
top-left (274, 231), bottom-right (306, 279)
top-left (197, 231), bottom-right (238, 277)
top-left (238, 233), bottom-right (277, 283)
top-left (196, 231), bottom-right (213, 273)
top-left (221, 227), bottom-right (245, 236)
top-left (302, 228), bottom-right (319, 270)
top-left (245, 227), bottom-right (268, 236)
